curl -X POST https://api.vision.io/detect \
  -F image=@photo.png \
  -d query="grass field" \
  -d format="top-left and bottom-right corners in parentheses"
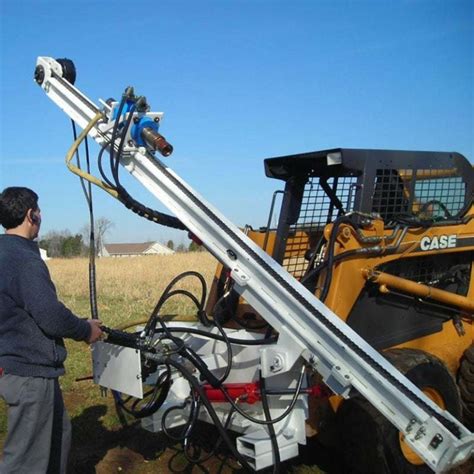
top-left (1, 254), bottom-right (471, 473)
top-left (0, 253), bottom-right (325, 473)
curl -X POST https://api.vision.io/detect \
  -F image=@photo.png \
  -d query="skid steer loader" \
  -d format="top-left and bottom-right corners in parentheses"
top-left (206, 148), bottom-right (474, 472)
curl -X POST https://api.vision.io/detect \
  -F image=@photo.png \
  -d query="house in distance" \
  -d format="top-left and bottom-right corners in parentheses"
top-left (99, 241), bottom-right (174, 257)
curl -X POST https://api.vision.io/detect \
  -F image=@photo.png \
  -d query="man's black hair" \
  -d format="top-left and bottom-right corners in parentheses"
top-left (0, 187), bottom-right (39, 229)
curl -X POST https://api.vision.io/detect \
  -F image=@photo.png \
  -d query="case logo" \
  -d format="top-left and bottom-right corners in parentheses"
top-left (420, 234), bottom-right (457, 251)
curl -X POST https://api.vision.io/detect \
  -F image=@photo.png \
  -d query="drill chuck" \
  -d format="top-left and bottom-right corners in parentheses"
top-left (141, 127), bottom-right (173, 157)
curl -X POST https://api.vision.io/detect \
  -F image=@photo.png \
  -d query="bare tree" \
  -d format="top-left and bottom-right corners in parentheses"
top-left (81, 217), bottom-right (114, 256)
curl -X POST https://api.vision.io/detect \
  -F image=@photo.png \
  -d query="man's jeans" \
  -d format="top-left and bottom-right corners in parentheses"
top-left (0, 373), bottom-right (71, 474)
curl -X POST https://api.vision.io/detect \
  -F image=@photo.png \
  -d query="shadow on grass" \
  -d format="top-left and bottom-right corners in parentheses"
top-left (67, 405), bottom-right (336, 474)
top-left (68, 405), bottom-right (247, 474)
top-left (68, 405), bottom-right (168, 473)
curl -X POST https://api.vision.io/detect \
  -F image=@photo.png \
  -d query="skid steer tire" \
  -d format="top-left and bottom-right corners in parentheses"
top-left (337, 349), bottom-right (461, 474)
top-left (459, 378), bottom-right (474, 401)
top-left (458, 345), bottom-right (474, 430)
top-left (459, 361), bottom-right (474, 383)
top-left (463, 345), bottom-right (474, 364)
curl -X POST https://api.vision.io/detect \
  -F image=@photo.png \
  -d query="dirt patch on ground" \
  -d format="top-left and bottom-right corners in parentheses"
top-left (66, 392), bottom-right (247, 474)
top-left (60, 392), bottom-right (473, 474)
top-left (2, 390), bottom-right (472, 473)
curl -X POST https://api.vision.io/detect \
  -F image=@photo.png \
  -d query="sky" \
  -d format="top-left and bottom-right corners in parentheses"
top-left (0, 0), bottom-right (472, 246)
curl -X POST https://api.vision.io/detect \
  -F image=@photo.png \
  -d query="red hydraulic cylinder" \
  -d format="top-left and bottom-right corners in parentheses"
top-left (203, 382), bottom-right (261, 404)
top-left (202, 382), bottom-right (330, 404)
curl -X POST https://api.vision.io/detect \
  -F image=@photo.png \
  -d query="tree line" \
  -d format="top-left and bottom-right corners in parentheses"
top-left (39, 217), bottom-right (114, 258)
top-left (38, 218), bottom-right (205, 258)
top-left (166, 239), bottom-right (205, 253)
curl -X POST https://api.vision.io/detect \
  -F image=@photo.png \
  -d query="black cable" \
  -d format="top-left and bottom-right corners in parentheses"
top-left (108, 93), bottom-right (127, 181)
top-left (319, 216), bottom-right (354, 302)
top-left (214, 287), bottom-right (269, 330)
top-left (231, 314), bottom-right (269, 330)
top-left (119, 190), bottom-right (187, 229)
top-left (92, 93), bottom-right (187, 230)
top-left (302, 233), bottom-right (325, 280)
top-left (145, 271), bottom-right (207, 337)
top-left (300, 248), bottom-right (355, 288)
top-left (113, 365), bottom-right (171, 418)
top-left (138, 270), bottom-right (224, 386)
top-left (71, 121), bottom-right (92, 205)
top-left (111, 102), bottom-right (136, 188)
top-left (320, 177), bottom-right (345, 217)
top-left (112, 102), bottom-right (186, 229)
top-left (260, 370), bottom-right (280, 474)
top-left (106, 326), bottom-right (276, 347)
top-left (71, 121), bottom-right (99, 319)
top-left (418, 199), bottom-right (453, 219)
top-left (264, 325), bottom-right (275, 339)
top-left (164, 357), bottom-right (255, 472)
top-left (97, 143), bottom-right (115, 188)
top-left (131, 369), bottom-right (171, 417)
top-left (390, 213), bottom-right (435, 228)
top-left (145, 270), bottom-right (231, 384)
top-left (84, 135), bottom-right (99, 320)
top-left (219, 365), bottom-right (306, 426)
top-left (161, 392), bottom-right (201, 441)
top-left (106, 263), bottom-right (293, 470)
top-left (183, 405), bottom-right (236, 465)
top-left (213, 315), bottom-right (233, 384)
top-left (179, 345), bottom-right (222, 388)
top-left (105, 263), bottom-right (273, 409)
top-left (159, 289), bottom-right (202, 312)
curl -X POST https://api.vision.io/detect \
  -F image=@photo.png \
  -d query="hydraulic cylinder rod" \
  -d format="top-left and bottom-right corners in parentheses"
top-left (363, 269), bottom-right (474, 314)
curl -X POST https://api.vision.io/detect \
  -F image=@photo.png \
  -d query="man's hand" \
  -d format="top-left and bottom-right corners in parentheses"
top-left (87, 319), bottom-right (103, 343)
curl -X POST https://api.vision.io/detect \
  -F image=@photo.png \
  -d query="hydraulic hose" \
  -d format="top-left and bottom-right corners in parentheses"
top-left (66, 110), bottom-right (186, 230)
top-left (164, 357), bottom-right (255, 472)
top-left (65, 112), bottom-right (119, 199)
top-left (71, 121), bottom-right (99, 320)
top-left (260, 371), bottom-right (281, 474)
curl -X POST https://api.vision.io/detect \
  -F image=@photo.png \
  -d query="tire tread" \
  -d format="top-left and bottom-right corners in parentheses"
top-left (459, 345), bottom-right (474, 430)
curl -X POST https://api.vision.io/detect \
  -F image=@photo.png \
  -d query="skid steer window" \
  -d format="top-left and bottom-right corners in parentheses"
top-left (413, 172), bottom-right (466, 219)
top-left (283, 176), bottom-right (357, 279)
top-left (372, 168), bottom-right (467, 223)
top-left (372, 169), bottom-right (411, 222)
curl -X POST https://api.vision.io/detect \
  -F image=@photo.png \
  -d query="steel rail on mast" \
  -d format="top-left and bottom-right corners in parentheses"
top-left (34, 56), bottom-right (474, 473)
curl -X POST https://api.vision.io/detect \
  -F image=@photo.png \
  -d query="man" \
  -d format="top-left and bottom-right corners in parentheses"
top-left (0, 187), bottom-right (103, 473)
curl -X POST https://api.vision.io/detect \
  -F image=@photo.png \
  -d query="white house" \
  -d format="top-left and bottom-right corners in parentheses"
top-left (39, 248), bottom-right (50, 261)
top-left (99, 241), bottom-right (175, 257)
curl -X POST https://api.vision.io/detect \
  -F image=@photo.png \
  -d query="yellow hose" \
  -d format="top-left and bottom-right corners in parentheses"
top-left (65, 112), bottom-right (119, 199)
top-left (115, 318), bottom-right (149, 331)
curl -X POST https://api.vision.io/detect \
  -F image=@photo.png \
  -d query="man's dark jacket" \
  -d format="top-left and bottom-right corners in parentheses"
top-left (0, 234), bottom-right (91, 378)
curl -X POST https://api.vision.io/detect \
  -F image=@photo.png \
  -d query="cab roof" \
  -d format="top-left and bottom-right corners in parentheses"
top-left (264, 148), bottom-right (473, 182)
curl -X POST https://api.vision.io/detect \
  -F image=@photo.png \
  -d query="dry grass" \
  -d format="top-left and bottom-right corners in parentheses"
top-left (0, 253), bottom-right (219, 448)
top-left (1, 254), bottom-right (472, 473)
top-left (1, 252), bottom-right (325, 471)
top-left (50, 252), bottom-right (218, 327)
